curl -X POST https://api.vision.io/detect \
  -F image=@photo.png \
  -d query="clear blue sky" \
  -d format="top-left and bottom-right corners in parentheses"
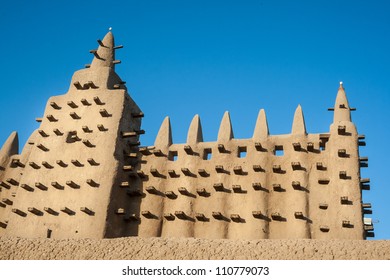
top-left (0, 0), bottom-right (389, 239)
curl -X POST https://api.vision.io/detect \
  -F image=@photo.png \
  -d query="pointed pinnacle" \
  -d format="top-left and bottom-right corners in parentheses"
top-left (333, 82), bottom-right (352, 122)
top-left (217, 111), bottom-right (234, 142)
top-left (0, 131), bottom-right (19, 159)
top-left (291, 105), bottom-right (307, 135)
top-left (187, 115), bottom-right (203, 144)
top-left (154, 117), bottom-right (172, 148)
top-left (253, 109), bottom-right (269, 139)
top-left (90, 31), bottom-right (115, 69)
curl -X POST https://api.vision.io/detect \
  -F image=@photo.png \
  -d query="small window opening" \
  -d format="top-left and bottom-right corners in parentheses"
top-left (168, 151), bottom-right (178, 161)
top-left (274, 145), bottom-right (284, 156)
top-left (47, 229), bottom-right (52, 239)
top-left (203, 148), bottom-right (212, 160)
top-left (238, 146), bottom-right (247, 158)
top-left (319, 135), bottom-right (329, 151)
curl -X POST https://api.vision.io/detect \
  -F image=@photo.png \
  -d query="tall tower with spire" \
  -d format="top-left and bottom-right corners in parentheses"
top-left (0, 33), bottom-right (372, 240)
top-left (0, 31), bottom-right (143, 238)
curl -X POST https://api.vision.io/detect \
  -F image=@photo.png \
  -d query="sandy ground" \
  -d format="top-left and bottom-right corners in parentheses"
top-left (0, 237), bottom-right (389, 260)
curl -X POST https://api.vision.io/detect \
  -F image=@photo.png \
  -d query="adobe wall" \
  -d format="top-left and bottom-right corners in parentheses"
top-left (133, 102), bottom-right (366, 240)
top-left (0, 237), bottom-right (389, 260)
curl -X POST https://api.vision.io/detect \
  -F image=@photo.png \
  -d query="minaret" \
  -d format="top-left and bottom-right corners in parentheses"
top-left (4, 30), bottom-right (143, 239)
top-left (322, 82), bottom-right (364, 239)
top-left (289, 105), bottom-right (310, 238)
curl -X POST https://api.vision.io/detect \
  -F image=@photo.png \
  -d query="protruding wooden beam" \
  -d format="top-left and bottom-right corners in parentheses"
top-left (319, 203), bottom-right (328, 209)
top-left (292, 142), bottom-right (301, 151)
top-left (28, 161), bottom-right (40, 169)
top-left (6, 178), bottom-right (18, 186)
top-left (11, 159), bottom-right (25, 168)
top-left (146, 186), bottom-right (159, 194)
top-left (50, 101), bottom-right (61, 110)
top-left (213, 183), bottom-right (225, 192)
top-left (46, 115), bottom-right (58, 122)
top-left (81, 99), bottom-right (91, 106)
top-left (56, 160), bottom-right (68, 167)
top-left (37, 143), bottom-right (49, 151)
top-left (53, 128), bottom-right (63, 136)
top-left (165, 191), bottom-right (177, 199)
top-left (131, 112), bottom-right (144, 118)
top-left (338, 125), bottom-right (346, 135)
top-left (21, 184), bottom-right (34, 192)
top-left (342, 220), bottom-right (352, 228)
top-left (82, 139), bottom-right (95, 148)
top-left (97, 124), bottom-right (107, 131)
top-left (12, 208), bottom-right (26, 217)
top-left (120, 182), bottom-right (130, 188)
top-left (61, 207), bottom-right (75, 215)
top-left (271, 212), bottom-right (283, 221)
top-left (38, 130), bottom-right (49, 137)
top-left (28, 207), bottom-right (43, 216)
top-left (233, 166), bottom-right (244, 175)
top-left (320, 225), bottom-right (330, 232)
top-left (86, 179), bottom-right (99, 187)
top-left (71, 159), bottom-right (83, 167)
top-left (87, 158), bottom-right (99, 166)
top-left (67, 101), bottom-right (78, 108)
top-left (141, 211), bottom-right (155, 219)
top-left (318, 178), bottom-right (330, 185)
top-left (232, 185), bottom-right (244, 193)
top-left (212, 212), bottom-right (225, 220)
top-left (163, 213), bottom-right (175, 221)
top-left (215, 165), bottom-right (224, 173)
top-left (99, 109), bottom-right (111, 117)
top-left (196, 188), bottom-right (208, 196)
top-left (80, 207), bottom-right (94, 215)
top-left (43, 207), bottom-right (59, 216)
top-left (175, 211), bottom-right (188, 220)
top-left (121, 131), bottom-right (137, 138)
top-left (93, 96), bottom-right (105, 105)
top-left (51, 181), bottom-right (64, 190)
top-left (198, 169), bottom-right (209, 177)
top-left (66, 180), bottom-right (80, 189)
top-left (1, 198), bottom-right (13, 205)
top-left (294, 212), bottom-right (304, 219)
top-left (70, 112), bottom-right (80, 119)
top-left (253, 165), bottom-right (264, 172)
top-left (230, 214), bottom-right (242, 222)
top-left (35, 183), bottom-right (48, 191)
top-left (195, 213), bottom-right (208, 222)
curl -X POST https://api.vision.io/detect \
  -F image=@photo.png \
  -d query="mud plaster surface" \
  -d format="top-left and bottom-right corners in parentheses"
top-left (0, 237), bottom-right (389, 260)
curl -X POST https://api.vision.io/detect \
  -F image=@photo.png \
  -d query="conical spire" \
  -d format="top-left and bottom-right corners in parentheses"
top-left (333, 82), bottom-right (352, 122)
top-left (291, 105), bottom-right (307, 135)
top-left (154, 117), bottom-right (172, 148)
top-left (0, 131), bottom-right (18, 159)
top-left (187, 115), bottom-right (203, 144)
top-left (217, 111), bottom-right (234, 141)
top-left (90, 31), bottom-right (115, 69)
top-left (253, 109), bottom-right (269, 139)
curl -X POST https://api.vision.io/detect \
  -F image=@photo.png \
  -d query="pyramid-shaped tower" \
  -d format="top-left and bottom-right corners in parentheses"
top-left (0, 31), bottom-right (143, 238)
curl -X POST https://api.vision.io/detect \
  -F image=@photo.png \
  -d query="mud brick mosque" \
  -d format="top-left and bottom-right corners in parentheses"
top-left (0, 31), bottom-right (373, 239)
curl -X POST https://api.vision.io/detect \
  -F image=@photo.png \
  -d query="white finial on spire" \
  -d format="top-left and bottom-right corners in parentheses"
top-left (109, 27), bottom-right (112, 31)
top-left (340, 81), bottom-right (343, 85)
